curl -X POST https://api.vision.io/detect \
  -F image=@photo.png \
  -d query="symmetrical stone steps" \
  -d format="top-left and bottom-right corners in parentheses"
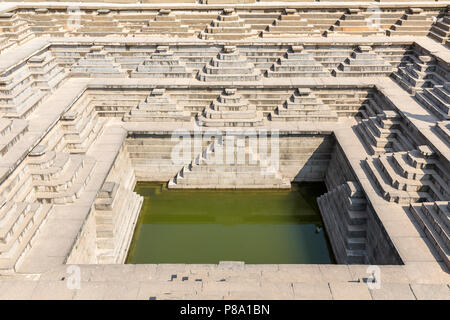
top-left (317, 181), bottom-right (368, 264)
top-left (140, 9), bottom-right (190, 37)
top-left (270, 88), bottom-right (338, 122)
top-left (197, 88), bottom-right (263, 127)
top-left (29, 151), bottom-right (96, 204)
top-left (0, 199), bottom-right (51, 271)
top-left (200, 8), bottom-right (257, 40)
top-left (70, 46), bottom-right (127, 78)
top-left (266, 45), bottom-right (330, 78)
top-left (59, 100), bottom-right (104, 154)
top-left (356, 110), bottom-right (416, 155)
top-left (326, 8), bottom-right (384, 37)
top-left (429, 14), bottom-right (450, 44)
top-left (415, 82), bottom-right (450, 120)
top-left (0, 64), bottom-right (46, 118)
top-left (392, 53), bottom-right (441, 94)
top-left (27, 51), bottom-right (66, 93)
top-left (124, 88), bottom-right (190, 122)
top-left (131, 46), bottom-right (192, 78)
top-left (262, 8), bottom-right (318, 37)
top-left (332, 45), bottom-right (392, 77)
top-left (387, 8), bottom-right (438, 36)
top-left (197, 46), bottom-right (260, 82)
top-left (409, 201), bottom-right (449, 269)
top-left (0, 12), bottom-right (34, 53)
top-left (168, 137), bottom-right (290, 189)
top-left (364, 146), bottom-right (449, 203)
top-left (126, 137), bottom-right (207, 181)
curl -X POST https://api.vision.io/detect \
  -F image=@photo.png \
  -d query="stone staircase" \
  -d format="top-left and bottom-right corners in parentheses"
top-left (317, 181), bottom-right (369, 264)
top-left (332, 46), bottom-right (392, 77)
top-left (266, 45), bottom-right (330, 78)
top-left (27, 51), bottom-right (66, 93)
top-left (387, 8), bottom-right (436, 36)
top-left (0, 64), bottom-right (45, 118)
top-left (0, 199), bottom-right (51, 271)
top-left (269, 88), bottom-right (337, 122)
top-left (197, 46), bottom-right (261, 82)
top-left (139, 9), bottom-right (191, 37)
top-left (19, 8), bottom-right (66, 38)
top-left (29, 150), bottom-right (96, 205)
top-left (168, 136), bottom-right (290, 189)
top-left (0, 12), bottom-right (34, 53)
top-left (356, 110), bottom-right (416, 155)
top-left (262, 9), bottom-right (318, 38)
top-left (70, 46), bottom-right (127, 78)
top-left (197, 88), bottom-right (263, 127)
top-left (409, 201), bottom-right (449, 269)
top-left (124, 88), bottom-right (190, 122)
top-left (392, 53), bottom-right (441, 95)
top-left (429, 13), bottom-right (450, 44)
top-left (326, 8), bottom-right (384, 37)
top-left (59, 103), bottom-right (104, 154)
top-left (126, 136), bottom-right (203, 181)
top-left (74, 10), bottom-right (126, 37)
top-left (131, 46), bottom-right (192, 78)
top-left (415, 82), bottom-right (450, 120)
top-left (364, 145), bottom-right (449, 204)
top-left (199, 8), bottom-right (257, 40)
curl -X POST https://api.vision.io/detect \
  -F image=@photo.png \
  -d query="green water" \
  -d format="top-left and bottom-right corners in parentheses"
top-left (126, 182), bottom-right (335, 264)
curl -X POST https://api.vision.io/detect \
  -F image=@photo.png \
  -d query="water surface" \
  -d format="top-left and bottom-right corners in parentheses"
top-left (126, 182), bottom-right (334, 264)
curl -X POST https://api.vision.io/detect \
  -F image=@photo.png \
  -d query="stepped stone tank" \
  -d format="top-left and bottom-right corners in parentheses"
top-left (0, 0), bottom-right (448, 300)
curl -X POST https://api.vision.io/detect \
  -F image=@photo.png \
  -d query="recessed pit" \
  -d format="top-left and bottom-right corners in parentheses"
top-left (126, 182), bottom-right (335, 264)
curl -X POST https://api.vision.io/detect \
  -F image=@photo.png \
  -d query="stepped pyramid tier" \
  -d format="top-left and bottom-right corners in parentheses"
top-left (262, 8), bottom-right (319, 37)
top-left (409, 201), bottom-right (450, 269)
top-left (0, 199), bottom-right (51, 270)
top-left (387, 8), bottom-right (437, 36)
top-left (392, 53), bottom-right (443, 94)
top-left (318, 181), bottom-right (368, 264)
top-left (131, 46), bottom-right (192, 78)
top-left (0, 64), bottom-right (45, 118)
top-left (0, 12), bottom-right (34, 52)
top-left (429, 11), bottom-right (450, 44)
top-left (364, 145), bottom-right (449, 204)
top-left (266, 45), bottom-right (330, 78)
top-left (197, 88), bottom-right (263, 127)
top-left (269, 88), bottom-right (338, 122)
top-left (199, 8), bottom-right (257, 40)
top-left (197, 46), bottom-right (261, 82)
top-left (168, 136), bottom-right (290, 189)
top-left (356, 110), bottom-right (416, 155)
top-left (59, 103), bottom-right (103, 154)
top-left (332, 46), bottom-right (392, 77)
top-left (74, 10), bottom-right (126, 37)
top-left (139, 9), bottom-right (191, 37)
top-left (416, 82), bottom-right (450, 120)
top-left (27, 52), bottom-right (66, 93)
top-left (70, 46), bottom-right (127, 78)
top-left (325, 8), bottom-right (384, 37)
top-left (28, 151), bottom-right (96, 204)
top-left (124, 88), bottom-right (190, 122)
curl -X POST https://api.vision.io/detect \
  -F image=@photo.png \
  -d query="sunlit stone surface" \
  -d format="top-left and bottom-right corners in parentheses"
top-left (0, 0), bottom-right (448, 300)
